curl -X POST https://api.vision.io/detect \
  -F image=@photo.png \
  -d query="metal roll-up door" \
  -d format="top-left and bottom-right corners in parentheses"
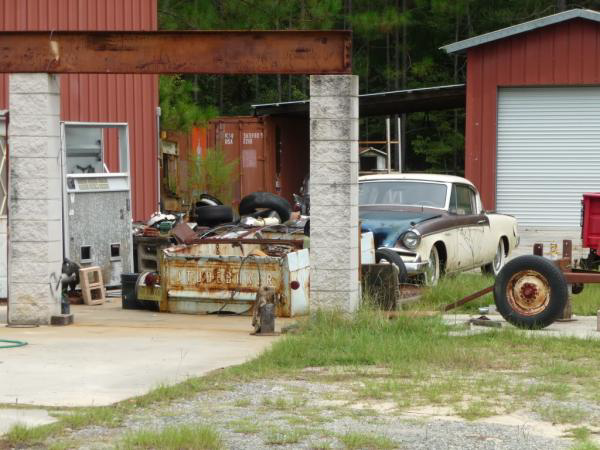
top-left (497, 87), bottom-right (600, 228)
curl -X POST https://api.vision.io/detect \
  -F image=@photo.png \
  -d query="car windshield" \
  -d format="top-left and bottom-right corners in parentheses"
top-left (359, 181), bottom-right (448, 208)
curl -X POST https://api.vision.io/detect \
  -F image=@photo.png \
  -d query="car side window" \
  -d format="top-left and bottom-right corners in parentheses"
top-left (450, 185), bottom-right (475, 215)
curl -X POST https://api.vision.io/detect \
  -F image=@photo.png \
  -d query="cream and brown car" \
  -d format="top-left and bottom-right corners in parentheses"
top-left (360, 174), bottom-right (519, 285)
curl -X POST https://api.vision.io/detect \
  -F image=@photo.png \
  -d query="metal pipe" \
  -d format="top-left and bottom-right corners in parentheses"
top-left (396, 115), bottom-right (402, 172)
top-left (386, 117), bottom-right (391, 174)
top-left (156, 107), bottom-right (161, 212)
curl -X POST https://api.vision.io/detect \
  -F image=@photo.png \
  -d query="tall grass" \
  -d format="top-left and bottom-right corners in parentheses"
top-left (120, 424), bottom-right (224, 450)
top-left (229, 307), bottom-right (600, 379)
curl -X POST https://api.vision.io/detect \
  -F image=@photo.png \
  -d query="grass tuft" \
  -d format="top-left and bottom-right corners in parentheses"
top-left (538, 404), bottom-right (588, 425)
top-left (264, 427), bottom-right (310, 445)
top-left (120, 424), bottom-right (224, 450)
top-left (228, 418), bottom-right (260, 434)
top-left (338, 431), bottom-right (398, 449)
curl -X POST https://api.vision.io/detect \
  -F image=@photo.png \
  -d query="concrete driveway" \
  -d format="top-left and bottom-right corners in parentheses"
top-left (0, 300), bottom-right (288, 408)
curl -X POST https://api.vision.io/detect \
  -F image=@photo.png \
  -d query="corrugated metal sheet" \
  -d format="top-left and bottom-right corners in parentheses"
top-left (0, 0), bottom-right (158, 221)
top-left (465, 19), bottom-right (600, 211)
top-left (497, 87), bottom-right (600, 227)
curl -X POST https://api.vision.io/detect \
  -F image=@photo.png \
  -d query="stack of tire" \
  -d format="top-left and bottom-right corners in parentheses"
top-left (193, 192), bottom-right (293, 227)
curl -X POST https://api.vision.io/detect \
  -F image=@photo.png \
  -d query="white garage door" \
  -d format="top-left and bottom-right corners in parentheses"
top-left (497, 87), bottom-right (600, 228)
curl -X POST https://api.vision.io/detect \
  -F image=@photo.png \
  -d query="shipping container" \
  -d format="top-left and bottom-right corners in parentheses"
top-left (207, 117), bottom-right (276, 209)
top-left (0, 0), bottom-right (158, 221)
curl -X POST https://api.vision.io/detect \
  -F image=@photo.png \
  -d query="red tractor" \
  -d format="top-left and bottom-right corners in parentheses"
top-left (581, 193), bottom-right (600, 270)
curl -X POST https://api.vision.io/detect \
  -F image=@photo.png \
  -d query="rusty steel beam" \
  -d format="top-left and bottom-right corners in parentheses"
top-left (564, 272), bottom-right (600, 284)
top-left (0, 31), bottom-right (352, 74)
top-left (189, 238), bottom-right (304, 248)
top-left (443, 285), bottom-right (494, 312)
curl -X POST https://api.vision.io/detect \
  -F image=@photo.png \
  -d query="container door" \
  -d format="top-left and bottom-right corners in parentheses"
top-left (239, 122), bottom-right (266, 199)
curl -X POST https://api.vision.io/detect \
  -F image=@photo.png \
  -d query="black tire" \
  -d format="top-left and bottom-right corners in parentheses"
top-left (375, 248), bottom-right (408, 284)
top-left (572, 283), bottom-right (584, 295)
top-left (195, 193), bottom-right (223, 208)
top-left (239, 192), bottom-right (292, 222)
top-left (195, 205), bottom-right (233, 226)
top-left (493, 255), bottom-right (568, 329)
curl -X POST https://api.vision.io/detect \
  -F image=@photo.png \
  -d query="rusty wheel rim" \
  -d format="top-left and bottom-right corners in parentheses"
top-left (506, 270), bottom-right (550, 316)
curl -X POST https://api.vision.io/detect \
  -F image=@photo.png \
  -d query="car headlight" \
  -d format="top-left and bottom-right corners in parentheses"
top-left (402, 230), bottom-right (421, 249)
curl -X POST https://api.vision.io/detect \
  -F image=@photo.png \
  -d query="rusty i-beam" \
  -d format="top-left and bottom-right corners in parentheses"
top-left (0, 31), bottom-right (352, 74)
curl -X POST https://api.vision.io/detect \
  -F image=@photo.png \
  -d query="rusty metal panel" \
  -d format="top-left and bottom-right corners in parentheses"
top-left (0, 0), bottom-right (158, 221)
top-left (161, 243), bottom-right (310, 317)
top-left (0, 30), bottom-right (352, 75)
top-left (465, 19), bottom-right (600, 210)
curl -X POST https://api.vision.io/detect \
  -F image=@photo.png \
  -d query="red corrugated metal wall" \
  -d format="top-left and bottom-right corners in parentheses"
top-left (0, 0), bottom-right (158, 221)
top-left (466, 18), bottom-right (600, 210)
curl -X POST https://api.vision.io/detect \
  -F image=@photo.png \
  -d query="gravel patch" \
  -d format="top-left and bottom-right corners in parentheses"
top-left (50, 377), bottom-right (583, 449)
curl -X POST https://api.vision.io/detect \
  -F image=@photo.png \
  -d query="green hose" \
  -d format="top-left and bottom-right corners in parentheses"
top-left (0, 339), bottom-right (27, 349)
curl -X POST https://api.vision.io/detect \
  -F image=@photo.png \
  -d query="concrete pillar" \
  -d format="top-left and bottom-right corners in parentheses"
top-left (8, 74), bottom-right (63, 325)
top-left (309, 75), bottom-right (360, 313)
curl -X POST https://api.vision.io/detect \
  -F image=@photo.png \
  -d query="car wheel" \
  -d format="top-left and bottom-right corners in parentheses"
top-left (482, 239), bottom-right (506, 276)
top-left (375, 248), bottom-right (408, 284)
top-left (493, 255), bottom-right (568, 329)
top-left (424, 246), bottom-right (440, 286)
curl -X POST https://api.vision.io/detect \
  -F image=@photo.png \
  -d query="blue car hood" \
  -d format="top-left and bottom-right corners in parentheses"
top-left (359, 207), bottom-right (441, 248)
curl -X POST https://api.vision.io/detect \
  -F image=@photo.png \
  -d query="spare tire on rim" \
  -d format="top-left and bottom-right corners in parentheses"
top-left (195, 205), bottom-right (233, 226)
top-left (239, 192), bottom-right (292, 222)
top-left (493, 255), bottom-right (568, 329)
top-left (375, 248), bottom-right (408, 284)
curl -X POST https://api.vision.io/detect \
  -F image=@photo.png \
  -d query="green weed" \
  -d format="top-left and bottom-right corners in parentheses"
top-left (339, 431), bottom-right (398, 449)
top-left (228, 418), bottom-right (260, 434)
top-left (120, 424), bottom-right (223, 449)
top-left (264, 427), bottom-right (310, 445)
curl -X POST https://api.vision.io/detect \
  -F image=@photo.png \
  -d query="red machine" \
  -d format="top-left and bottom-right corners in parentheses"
top-left (581, 193), bottom-right (600, 269)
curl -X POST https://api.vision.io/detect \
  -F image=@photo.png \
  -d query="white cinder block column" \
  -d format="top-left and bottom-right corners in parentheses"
top-left (8, 74), bottom-right (63, 325)
top-left (309, 75), bottom-right (360, 313)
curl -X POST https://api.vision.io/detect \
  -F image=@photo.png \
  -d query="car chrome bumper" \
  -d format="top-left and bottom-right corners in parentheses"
top-left (378, 247), bottom-right (429, 275)
top-left (404, 261), bottom-right (429, 274)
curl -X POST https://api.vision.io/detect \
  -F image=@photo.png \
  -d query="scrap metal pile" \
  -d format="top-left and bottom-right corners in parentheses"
top-left (131, 192), bottom-right (311, 317)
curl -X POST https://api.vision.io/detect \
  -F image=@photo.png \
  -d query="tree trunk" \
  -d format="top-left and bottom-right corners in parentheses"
top-left (401, 0), bottom-right (407, 88)
top-left (277, 74), bottom-right (282, 102)
top-left (254, 75), bottom-right (259, 102)
top-left (394, 0), bottom-right (400, 90)
top-left (386, 31), bottom-right (391, 91)
top-left (219, 76), bottom-right (224, 112)
top-left (453, 3), bottom-right (460, 174)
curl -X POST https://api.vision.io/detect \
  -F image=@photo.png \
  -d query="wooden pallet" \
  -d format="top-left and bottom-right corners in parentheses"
top-left (79, 266), bottom-right (106, 306)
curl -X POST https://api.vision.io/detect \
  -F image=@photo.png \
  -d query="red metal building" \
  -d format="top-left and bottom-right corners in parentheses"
top-left (0, 0), bottom-right (158, 221)
top-left (443, 9), bottom-right (600, 229)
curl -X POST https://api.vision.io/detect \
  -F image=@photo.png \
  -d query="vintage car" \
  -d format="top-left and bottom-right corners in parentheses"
top-left (359, 174), bottom-right (519, 285)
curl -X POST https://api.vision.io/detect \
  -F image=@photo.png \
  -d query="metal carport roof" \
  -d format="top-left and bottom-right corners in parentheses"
top-left (251, 84), bottom-right (466, 117)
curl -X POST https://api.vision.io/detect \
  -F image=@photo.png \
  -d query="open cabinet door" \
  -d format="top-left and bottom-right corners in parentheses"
top-left (0, 111), bottom-right (7, 305)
